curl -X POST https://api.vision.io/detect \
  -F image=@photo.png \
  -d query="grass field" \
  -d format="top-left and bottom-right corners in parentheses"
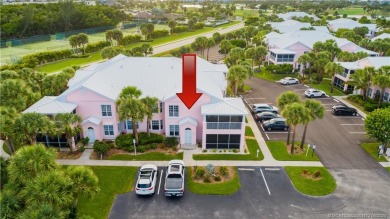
top-left (285, 166), bottom-right (336, 196)
top-left (334, 7), bottom-right (365, 15)
top-left (266, 141), bottom-right (320, 161)
top-left (234, 9), bottom-right (259, 18)
top-left (307, 78), bottom-right (345, 97)
top-left (77, 166), bottom-right (137, 219)
top-left (360, 143), bottom-right (388, 162)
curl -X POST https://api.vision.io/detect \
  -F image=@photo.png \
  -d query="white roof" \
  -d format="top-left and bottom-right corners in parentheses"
top-left (61, 55), bottom-right (227, 102)
top-left (269, 49), bottom-right (296, 54)
top-left (81, 115), bottom-right (102, 125)
top-left (277, 12), bottom-right (319, 21)
top-left (266, 30), bottom-right (376, 54)
top-left (23, 96), bottom-right (77, 115)
top-left (312, 26), bottom-right (330, 33)
top-left (201, 98), bottom-right (247, 115)
top-left (268, 20), bottom-right (311, 33)
top-left (372, 33), bottom-right (390, 41)
top-left (328, 18), bottom-right (377, 31)
top-left (179, 116), bottom-right (198, 126)
top-left (337, 57), bottom-right (390, 70)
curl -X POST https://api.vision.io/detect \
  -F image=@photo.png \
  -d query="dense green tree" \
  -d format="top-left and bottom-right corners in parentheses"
top-left (324, 62), bottom-right (344, 93)
top-left (365, 108), bottom-right (390, 153)
top-left (225, 47), bottom-right (245, 66)
top-left (297, 54), bottom-right (311, 79)
top-left (373, 74), bottom-right (390, 108)
top-left (212, 32), bottom-right (223, 45)
top-left (141, 96), bottom-right (159, 137)
top-left (219, 40), bottom-right (231, 58)
top-left (101, 46), bottom-right (122, 59)
top-left (300, 100), bottom-right (325, 149)
top-left (347, 67), bottom-right (375, 101)
top-left (277, 91), bottom-right (301, 146)
top-left (54, 113), bottom-right (82, 152)
top-left (14, 113), bottom-right (53, 145)
top-left (168, 20), bottom-right (176, 35)
top-left (77, 33), bottom-right (89, 54)
top-left (0, 107), bottom-right (20, 155)
top-left (206, 39), bottom-right (215, 61)
top-left (227, 65), bottom-right (248, 96)
top-left (140, 43), bottom-right (153, 57)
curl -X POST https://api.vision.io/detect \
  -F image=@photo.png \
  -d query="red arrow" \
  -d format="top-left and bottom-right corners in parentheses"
top-left (176, 54), bottom-right (203, 109)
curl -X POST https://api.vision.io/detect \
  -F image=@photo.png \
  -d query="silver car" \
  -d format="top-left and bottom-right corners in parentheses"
top-left (280, 77), bottom-right (299, 85)
top-left (304, 89), bottom-right (326, 98)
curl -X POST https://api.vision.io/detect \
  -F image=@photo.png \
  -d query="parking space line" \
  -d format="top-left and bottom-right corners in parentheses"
top-left (304, 85), bottom-right (309, 88)
top-left (293, 89), bottom-right (306, 91)
top-left (238, 168), bottom-right (255, 171)
top-left (264, 132), bottom-right (293, 134)
top-left (260, 168), bottom-right (271, 195)
top-left (319, 97), bottom-right (333, 99)
top-left (361, 118), bottom-right (365, 121)
top-left (333, 99), bottom-right (340, 102)
top-left (286, 84), bottom-right (301, 87)
top-left (260, 125), bottom-right (265, 131)
top-left (341, 124), bottom-right (364, 126)
top-left (265, 133), bottom-right (269, 140)
top-left (349, 132), bottom-right (367, 134)
top-left (157, 169), bottom-right (163, 195)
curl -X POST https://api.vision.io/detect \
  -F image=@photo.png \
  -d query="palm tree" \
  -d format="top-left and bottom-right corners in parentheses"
top-left (206, 39), bottom-right (215, 61)
top-left (300, 99), bottom-right (325, 149)
top-left (313, 58), bottom-right (329, 83)
top-left (18, 203), bottom-right (66, 219)
top-left (373, 74), bottom-right (390, 108)
top-left (219, 40), bottom-right (231, 58)
top-left (116, 86), bottom-right (145, 145)
top-left (245, 48), bottom-right (255, 77)
top-left (281, 103), bottom-right (310, 154)
top-left (276, 91), bottom-right (301, 146)
top-left (168, 20), bottom-right (176, 35)
top-left (347, 67), bottom-right (375, 102)
top-left (65, 166), bottom-right (99, 208)
top-left (227, 65), bottom-right (248, 96)
top-left (0, 107), bottom-right (19, 155)
top-left (141, 96), bottom-right (159, 137)
top-left (254, 46), bottom-right (267, 67)
top-left (324, 62), bottom-right (344, 93)
top-left (226, 47), bottom-right (245, 66)
top-left (69, 35), bottom-right (78, 54)
top-left (14, 112), bottom-right (54, 145)
top-left (54, 113), bottom-right (82, 152)
top-left (77, 33), bottom-right (88, 54)
top-left (140, 43), bottom-right (153, 57)
top-left (297, 54), bottom-right (310, 79)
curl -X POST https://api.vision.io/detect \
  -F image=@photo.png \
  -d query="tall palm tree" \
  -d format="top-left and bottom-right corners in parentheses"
top-left (206, 39), bottom-right (215, 61)
top-left (65, 166), bottom-right (99, 208)
top-left (373, 74), bottom-right (390, 108)
top-left (254, 46), bottom-right (267, 67)
top-left (347, 67), bottom-right (375, 102)
top-left (245, 47), bottom-right (255, 76)
top-left (54, 113), bottom-right (82, 152)
top-left (141, 96), bottom-right (159, 137)
top-left (0, 107), bottom-right (19, 155)
top-left (300, 100), bottom-right (325, 149)
top-left (226, 47), bottom-right (245, 66)
top-left (14, 112), bottom-right (54, 145)
top-left (168, 20), bottom-right (176, 35)
top-left (116, 86), bottom-right (145, 145)
top-left (276, 91), bottom-right (301, 146)
top-left (297, 54), bottom-right (310, 79)
top-left (227, 65), bottom-right (248, 96)
top-left (219, 40), bottom-right (231, 58)
top-left (324, 62), bottom-right (344, 93)
top-left (282, 103), bottom-right (310, 154)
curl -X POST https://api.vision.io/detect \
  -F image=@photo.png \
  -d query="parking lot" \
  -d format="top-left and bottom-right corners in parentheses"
top-left (244, 77), bottom-right (379, 169)
top-left (109, 166), bottom-right (344, 219)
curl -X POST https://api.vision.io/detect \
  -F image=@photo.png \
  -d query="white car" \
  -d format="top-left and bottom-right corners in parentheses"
top-left (280, 77), bottom-right (299, 85)
top-left (304, 89), bottom-right (326, 98)
top-left (135, 164), bottom-right (158, 195)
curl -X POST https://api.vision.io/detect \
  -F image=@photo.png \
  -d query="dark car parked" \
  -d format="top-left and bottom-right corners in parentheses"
top-left (332, 104), bottom-right (358, 116)
top-left (255, 112), bottom-right (281, 122)
top-left (262, 118), bottom-right (289, 131)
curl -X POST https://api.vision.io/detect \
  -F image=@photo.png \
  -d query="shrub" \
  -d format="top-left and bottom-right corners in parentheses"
top-left (171, 45), bottom-right (191, 57)
top-left (313, 170), bottom-right (321, 178)
top-left (202, 149), bottom-right (207, 153)
top-left (220, 167), bottom-right (228, 177)
top-left (70, 54), bottom-right (89, 58)
top-left (265, 64), bottom-right (294, 74)
top-left (149, 143), bottom-right (157, 149)
top-left (119, 35), bottom-right (142, 46)
top-left (380, 102), bottom-right (390, 109)
top-left (137, 145), bottom-right (146, 153)
top-left (214, 176), bottom-right (221, 181)
top-left (364, 103), bottom-right (377, 112)
top-left (20, 49), bottom-right (73, 65)
top-left (80, 137), bottom-right (89, 146)
top-left (196, 168), bottom-right (205, 179)
top-left (203, 176), bottom-right (211, 183)
top-left (115, 134), bottom-right (133, 150)
top-left (229, 39), bottom-right (246, 48)
top-left (85, 41), bottom-right (111, 53)
top-left (174, 26), bottom-right (189, 33)
top-left (232, 149), bottom-right (238, 153)
top-left (194, 22), bottom-right (205, 30)
top-left (93, 140), bottom-right (111, 157)
top-left (151, 30), bottom-right (169, 38)
top-left (163, 136), bottom-right (178, 147)
top-left (302, 169), bottom-right (308, 175)
top-left (79, 145), bottom-right (85, 152)
top-left (138, 132), bottom-right (164, 145)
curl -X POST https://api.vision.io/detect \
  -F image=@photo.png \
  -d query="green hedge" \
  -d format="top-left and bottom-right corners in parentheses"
top-left (174, 26), bottom-right (189, 33)
top-left (119, 35), bottom-right (142, 46)
top-left (229, 39), bottom-right (246, 48)
top-left (85, 41), bottom-right (111, 53)
top-left (265, 64), bottom-right (293, 74)
top-left (152, 30), bottom-right (169, 38)
top-left (21, 49), bottom-right (73, 65)
top-left (115, 132), bottom-right (164, 152)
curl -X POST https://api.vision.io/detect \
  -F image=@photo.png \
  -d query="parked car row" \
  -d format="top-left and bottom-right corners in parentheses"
top-left (135, 160), bottom-right (185, 197)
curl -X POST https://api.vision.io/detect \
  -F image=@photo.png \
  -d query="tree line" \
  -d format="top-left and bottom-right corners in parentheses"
top-left (1, 2), bottom-right (128, 40)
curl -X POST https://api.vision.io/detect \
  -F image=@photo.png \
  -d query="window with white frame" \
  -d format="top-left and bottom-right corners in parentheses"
top-left (169, 125), bottom-right (179, 136)
top-left (151, 120), bottom-right (159, 130)
top-left (126, 121), bottom-right (139, 130)
top-left (103, 125), bottom-right (114, 136)
top-left (169, 105), bottom-right (179, 117)
top-left (101, 105), bottom-right (112, 117)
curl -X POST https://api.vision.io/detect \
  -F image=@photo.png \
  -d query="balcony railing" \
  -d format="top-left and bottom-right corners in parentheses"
top-left (206, 122), bottom-right (242, 129)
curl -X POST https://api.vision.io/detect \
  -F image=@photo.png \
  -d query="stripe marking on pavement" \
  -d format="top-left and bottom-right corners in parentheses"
top-left (333, 99), bottom-right (340, 102)
top-left (157, 169), bottom-right (163, 195)
top-left (361, 118), bottom-right (365, 121)
top-left (350, 132), bottom-right (367, 134)
top-left (264, 132), bottom-right (293, 134)
top-left (333, 116), bottom-right (361, 119)
top-left (238, 168), bottom-right (255, 171)
top-left (341, 124), bottom-right (364, 126)
top-left (260, 168), bottom-right (271, 195)
top-left (265, 134), bottom-right (269, 140)
top-left (265, 168), bottom-right (280, 171)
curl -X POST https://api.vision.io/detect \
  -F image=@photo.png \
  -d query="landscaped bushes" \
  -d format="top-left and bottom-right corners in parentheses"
top-left (20, 49), bottom-right (73, 65)
top-left (265, 64), bottom-right (294, 74)
top-left (347, 94), bottom-right (390, 112)
top-left (119, 34), bottom-right (142, 46)
top-left (138, 132), bottom-right (164, 145)
top-left (194, 22), bottom-right (205, 30)
top-left (174, 26), bottom-right (189, 33)
top-left (151, 30), bottom-right (169, 38)
top-left (163, 137), bottom-right (179, 147)
top-left (115, 132), bottom-right (164, 151)
top-left (85, 41), bottom-right (111, 53)
top-left (229, 39), bottom-right (246, 48)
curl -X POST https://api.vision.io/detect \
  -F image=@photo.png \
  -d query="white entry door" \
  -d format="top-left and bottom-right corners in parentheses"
top-left (184, 128), bottom-right (192, 145)
top-left (87, 127), bottom-right (95, 143)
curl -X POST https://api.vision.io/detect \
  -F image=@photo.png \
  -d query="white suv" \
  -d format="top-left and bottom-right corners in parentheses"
top-left (280, 77), bottom-right (299, 85)
top-left (252, 103), bottom-right (279, 114)
top-left (304, 89), bottom-right (326, 98)
top-left (135, 164), bottom-right (158, 195)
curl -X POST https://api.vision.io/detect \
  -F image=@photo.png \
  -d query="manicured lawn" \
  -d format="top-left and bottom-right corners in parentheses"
top-left (245, 126), bottom-right (254, 137)
top-left (386, 167), bottom-right (390, 172)
top-left (193, 139), bottom-right (264, 160)
top-left (78, 166), bottom-right (138, 219)
top-left (307, 78), bottom-right (344, 97)
top-left (36, 52), bottom-right (102, 73)
top-left (285, 166), bottom-right (336, 196)
top-left (361, 143), bottom-right (388, 162)
top-left (335, 7), bottom-right (365, 15)
top-left (234, 9), bottom-right (259, 18)
top-left (253, 68), bottom-right (297, 82)
top-left (107, 152), bottom-right (183, 161)
top-left (266, 141), bottom-right (320, 161)
top-left (187, 167), bottom-right (240, 195)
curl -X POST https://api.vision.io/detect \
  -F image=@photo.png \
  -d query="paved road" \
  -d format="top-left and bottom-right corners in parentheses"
top-left (152, 22), bottom-right (245, 55)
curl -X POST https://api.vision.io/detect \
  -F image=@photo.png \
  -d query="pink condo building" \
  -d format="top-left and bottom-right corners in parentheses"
top-left (24, 55), bottom-right (248, 151)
